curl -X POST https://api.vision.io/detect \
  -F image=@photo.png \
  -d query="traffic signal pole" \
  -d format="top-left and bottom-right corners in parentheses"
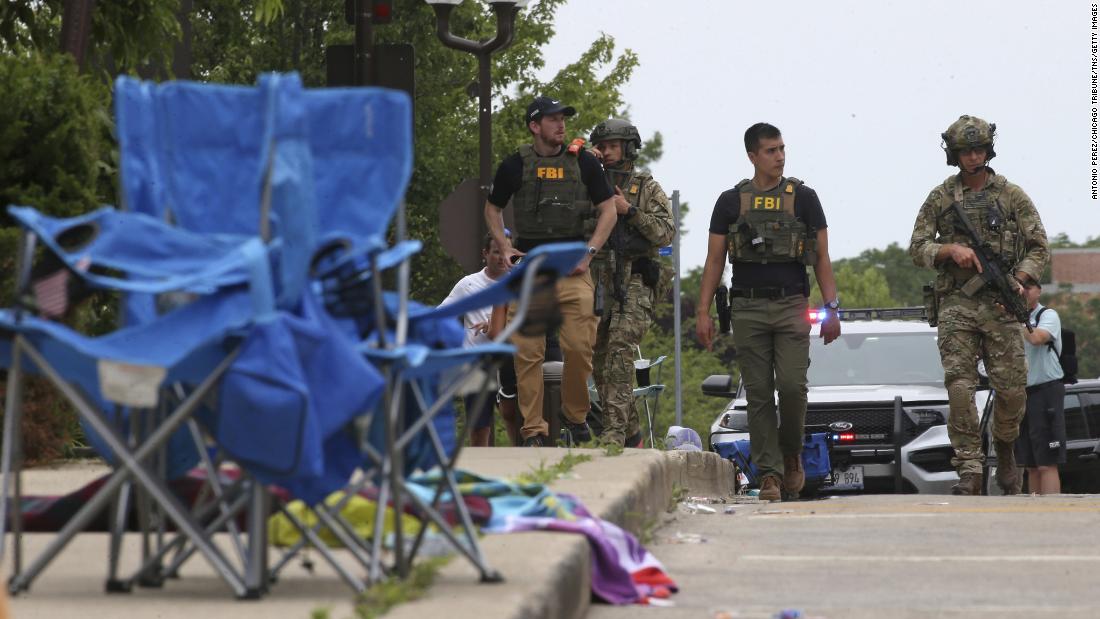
top-left (354, 0), bottom-right (374, 86)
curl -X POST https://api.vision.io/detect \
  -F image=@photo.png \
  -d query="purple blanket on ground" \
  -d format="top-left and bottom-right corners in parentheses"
top-left (485, 492), bottom-right (677, 605)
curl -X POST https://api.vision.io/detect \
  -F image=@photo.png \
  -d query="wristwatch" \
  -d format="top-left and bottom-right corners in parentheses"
top-left (587, 246), bottom-right (598, 256)
top-left (824, 299), bottom-right (840, 310)
top-left (626, 206), bottom-right (639, 219)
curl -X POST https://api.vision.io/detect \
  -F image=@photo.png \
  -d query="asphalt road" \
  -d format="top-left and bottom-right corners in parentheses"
top-left (587, 493), bottom-right (1100, 619)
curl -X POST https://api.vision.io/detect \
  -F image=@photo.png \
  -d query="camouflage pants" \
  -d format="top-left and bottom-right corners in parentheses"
top-left (937, 293), bottom-right (1027, 475)
top-left (593, 272), bottom-right (654, 446)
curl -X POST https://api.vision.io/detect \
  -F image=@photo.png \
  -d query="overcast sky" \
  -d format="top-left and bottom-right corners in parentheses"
top-left (534, 0), bottom-right (1099, 272)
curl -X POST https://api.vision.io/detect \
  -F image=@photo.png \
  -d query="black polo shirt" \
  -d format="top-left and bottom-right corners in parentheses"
top-left (488, 146), bottom-right (614, 251)
top-left (708, 181), bottom-right (828, 293)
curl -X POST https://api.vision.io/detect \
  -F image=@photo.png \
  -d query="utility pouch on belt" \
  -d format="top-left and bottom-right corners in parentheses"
top-left (959, 274), bottom-right (986, 297)
top-left (922, 282), bottom-right (939, 327)
top-left (634, 257), bottom-right (661, 289)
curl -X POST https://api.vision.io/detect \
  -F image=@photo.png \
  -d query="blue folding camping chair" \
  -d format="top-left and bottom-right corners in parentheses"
top-left (112, 73), bottom-right (587, 590)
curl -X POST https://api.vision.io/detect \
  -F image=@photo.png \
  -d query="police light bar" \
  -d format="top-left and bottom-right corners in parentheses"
top-left (808, 307), bottom-right (929, 323)
top-left (832, 432), bottom-right (856, 443)
top-left (835, 307), bottom-right (928, 322)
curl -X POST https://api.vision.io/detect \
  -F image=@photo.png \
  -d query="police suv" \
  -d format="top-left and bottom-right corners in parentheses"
top-left (706, 308), bottom-right (984, 494)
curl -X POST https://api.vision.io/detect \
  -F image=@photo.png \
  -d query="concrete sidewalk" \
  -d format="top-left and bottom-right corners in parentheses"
top-left (5, 448), bottom-right (735, 619)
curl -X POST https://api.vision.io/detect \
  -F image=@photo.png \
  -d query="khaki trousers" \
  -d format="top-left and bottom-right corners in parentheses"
top-left (510, 271), bottom-right (597, 439)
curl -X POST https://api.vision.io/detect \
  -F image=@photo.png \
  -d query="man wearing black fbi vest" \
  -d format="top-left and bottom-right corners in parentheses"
top-left (484, 96), bottom-right (618, 447)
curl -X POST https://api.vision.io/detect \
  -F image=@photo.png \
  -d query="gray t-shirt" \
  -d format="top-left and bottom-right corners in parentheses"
top-left (1026, 303), bottom-right (1063, 387)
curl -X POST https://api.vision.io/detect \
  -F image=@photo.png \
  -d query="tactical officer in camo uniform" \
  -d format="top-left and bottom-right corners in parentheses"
top-left (485, 96), bottom-right (618, 447)
top-left (588, 119), bottom-right (675, 447)
top-left (696, 123), bottom-right (841, 502)
top-left (909, 115), bottom-right (1050, 495)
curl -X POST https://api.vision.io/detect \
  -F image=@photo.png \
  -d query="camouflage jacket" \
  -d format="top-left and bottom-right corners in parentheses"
top-left (908, 171), bottom-right (1049, 284)
top-left (624, 173), bottom-right (675, 255)
top-left (598, 169), bottom-right (673, 261)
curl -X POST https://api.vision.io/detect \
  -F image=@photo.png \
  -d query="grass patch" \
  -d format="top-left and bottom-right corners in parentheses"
top-left (625, 510), bottom-right (662, 545)
top-left (514, 451), bottom-right (593, 486)
top-left (601, 442), bottom-right (624, 457)
top-left (666, 482), bottom-right (686, 512)
top-left (352, 557), bottom-right (450, 619)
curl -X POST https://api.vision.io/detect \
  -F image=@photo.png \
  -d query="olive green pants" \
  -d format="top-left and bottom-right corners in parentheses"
top-left (730, 294), bottom-right (811, 480)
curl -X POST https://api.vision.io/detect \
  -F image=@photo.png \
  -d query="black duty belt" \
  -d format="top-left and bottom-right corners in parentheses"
top-left (729, 286), bottom-right (804, 300)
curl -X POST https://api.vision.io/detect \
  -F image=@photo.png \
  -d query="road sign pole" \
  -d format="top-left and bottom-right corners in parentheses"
top-left (672, 190), bottom-right (682, 427)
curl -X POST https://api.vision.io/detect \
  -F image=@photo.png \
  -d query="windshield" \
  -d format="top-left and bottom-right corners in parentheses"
top-left (807, 332), bottom-right (943, 386)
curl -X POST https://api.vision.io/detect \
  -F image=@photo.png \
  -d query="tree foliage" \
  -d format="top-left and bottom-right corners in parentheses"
top-left (1050, 232), bottom-right (1100, 249)
top-left (827, 242), bottom-right (929, 306)
top-left (1, 0), bottom-right (182, 76)
top-left (809, 262), bottom-right (895, 308)
top-left (0, 52), bottom-right (113, 302)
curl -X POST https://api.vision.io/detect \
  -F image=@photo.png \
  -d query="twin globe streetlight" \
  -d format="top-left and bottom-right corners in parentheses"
top-left (423, 0), bottom-right (531, 239)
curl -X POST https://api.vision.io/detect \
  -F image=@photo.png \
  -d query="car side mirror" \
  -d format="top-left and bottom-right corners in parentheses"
top-left (701, 374), bottom-right (736, 398)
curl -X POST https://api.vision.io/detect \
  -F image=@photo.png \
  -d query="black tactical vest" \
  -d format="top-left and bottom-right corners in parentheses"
top-left (726, 177), bottom-right (816, 265)
top-left (512, 144), bottom-right (595, 241)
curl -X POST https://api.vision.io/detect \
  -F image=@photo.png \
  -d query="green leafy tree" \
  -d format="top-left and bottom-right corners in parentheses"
top-left (1, 1), bottom-right (182, 76)
top-left (830, 242), bottom-right (928, 306)
top-left (0, 52), bottom-right (112, 295)
top-left (809, 262), bottom-right (895, 308)
top-left (2, 0), bottom-right (283, 75)
top-left (1050, 232), bottom-right (1100, 249)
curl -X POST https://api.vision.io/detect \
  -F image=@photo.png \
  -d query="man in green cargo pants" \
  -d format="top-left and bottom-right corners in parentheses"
top-left (696, 122), bottom-right (841, 501)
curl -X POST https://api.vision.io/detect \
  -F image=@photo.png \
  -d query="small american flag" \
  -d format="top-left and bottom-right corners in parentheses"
top-left (33, 269), bottom-right (71, 319)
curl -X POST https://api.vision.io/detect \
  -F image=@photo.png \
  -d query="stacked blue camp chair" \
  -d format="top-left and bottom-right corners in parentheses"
top-left (0, 71), bottom-right (587, 597)
top-left (0, 74), bottom-right (402, 598)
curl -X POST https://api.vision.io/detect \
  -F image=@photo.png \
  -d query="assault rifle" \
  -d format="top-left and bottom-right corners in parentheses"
top-left (949, 201), bottom-right (1033, 332)
top-left (604, 168), bottom-right (632, 313)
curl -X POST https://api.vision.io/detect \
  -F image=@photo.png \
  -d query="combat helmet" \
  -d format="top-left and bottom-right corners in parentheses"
top-left (941, 115), bottom-right (997, 166)
top-left (590, 118), bottom-right (642, 162)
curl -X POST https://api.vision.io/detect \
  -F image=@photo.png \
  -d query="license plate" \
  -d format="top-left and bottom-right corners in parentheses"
top-left (829, 465), bottom-right (864, 491)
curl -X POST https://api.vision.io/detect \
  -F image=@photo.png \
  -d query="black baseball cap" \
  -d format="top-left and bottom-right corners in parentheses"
top-left (526, 96), bottom-right (576, 123)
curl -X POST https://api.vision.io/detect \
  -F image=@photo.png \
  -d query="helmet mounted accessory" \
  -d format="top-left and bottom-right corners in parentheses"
top-left (942, 115), bottom-right (997, 167)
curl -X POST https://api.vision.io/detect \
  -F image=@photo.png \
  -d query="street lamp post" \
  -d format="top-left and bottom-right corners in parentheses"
top-left (425, 0), bottom-right (528, 240)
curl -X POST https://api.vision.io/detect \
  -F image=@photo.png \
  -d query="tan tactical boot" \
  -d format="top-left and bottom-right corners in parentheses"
top-left (995, 440), bottom-right (1020, 495)
top-left (951, 472), bottom-right (982, 495)
top-left (783, 453), bottom-right (804, 497)
top-left (759, 475), bottom-right (782, 501)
